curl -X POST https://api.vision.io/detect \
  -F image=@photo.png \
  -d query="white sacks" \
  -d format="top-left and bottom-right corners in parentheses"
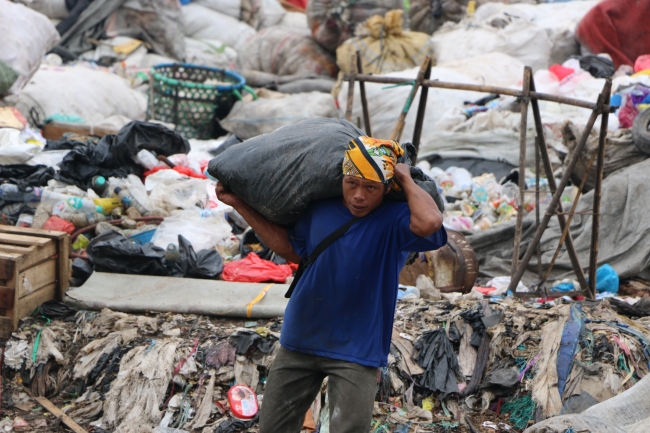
top-left (181, 4), bottom-right (256, 52)
top-left (474, 1), bottom-right (601, 65)
top-left (0, 0), bottom-right (60, 94)
top-left (431, 16), bottom-right (552, 71)
top-left (17, 65), bottom-right (148, 125)
top-left (194, 0), bottom-right (241, 18)
top-left (437, 52), bottom-right (524, 88)
top-left (220, 92), bottom-right (339, 140)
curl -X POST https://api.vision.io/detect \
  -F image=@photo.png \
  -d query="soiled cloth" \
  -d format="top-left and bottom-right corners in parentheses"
top-left (342, 137), bottom-right (404, 185)
top-left (576, 0), bottom-right (650, 68)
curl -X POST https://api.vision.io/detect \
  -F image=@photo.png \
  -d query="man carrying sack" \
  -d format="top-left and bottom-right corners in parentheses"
top-left (216, 136), bottom-right (447, 432)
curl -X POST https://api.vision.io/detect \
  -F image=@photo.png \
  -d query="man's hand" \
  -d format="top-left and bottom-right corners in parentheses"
top-left (393, 163), bottom-right (414, 188)
top-left (216, 182), bottom-right (242, 208)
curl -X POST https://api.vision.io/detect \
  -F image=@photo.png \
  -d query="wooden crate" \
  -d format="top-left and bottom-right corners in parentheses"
top-left (0, 226), bottom-right (70, 337)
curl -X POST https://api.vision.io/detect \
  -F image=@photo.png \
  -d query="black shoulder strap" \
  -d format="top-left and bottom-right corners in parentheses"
top-left (307, 216), bottom-right (360, 265)
top-left (284, 216), bottom-right (360, 299)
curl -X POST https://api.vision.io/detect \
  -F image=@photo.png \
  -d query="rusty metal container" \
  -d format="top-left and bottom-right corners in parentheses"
top-left (399, 230), bottom-right (478, 293)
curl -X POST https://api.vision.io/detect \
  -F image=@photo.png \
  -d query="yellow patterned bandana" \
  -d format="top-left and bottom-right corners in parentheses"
top-left (342, 136), bottom-right (404, 185)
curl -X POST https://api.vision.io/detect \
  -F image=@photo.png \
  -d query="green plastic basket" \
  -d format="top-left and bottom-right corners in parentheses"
top-left (149, 63), bottom-right (253, 139)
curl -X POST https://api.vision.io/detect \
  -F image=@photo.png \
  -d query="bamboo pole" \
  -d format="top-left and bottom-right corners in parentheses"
top-left (344, 52), bottom-right (357, 122)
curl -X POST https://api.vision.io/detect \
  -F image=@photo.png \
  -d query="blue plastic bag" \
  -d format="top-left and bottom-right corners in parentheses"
top-left (596, 264), bottom-right (619, 294)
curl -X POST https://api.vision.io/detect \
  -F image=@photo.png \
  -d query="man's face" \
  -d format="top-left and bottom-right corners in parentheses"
top-left (342, 175), bottom-right (389, 217)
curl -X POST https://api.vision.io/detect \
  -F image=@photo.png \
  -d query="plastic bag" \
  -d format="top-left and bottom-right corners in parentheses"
top-left (0, 0), bottom-right (60, 94)
top-left (54, 121), bottom-right (190, 189)
top-left (171, 235), bottom-right (223, 279)
top-left (210, 118), bottom-right (443, 226)
top-left (152, 211), bottom-right (233, 252)
top-left (237, 27), bottom-right (337, 78)
top-left (221, 253), bottom-right (292, 283)
top-left (87, 231), bottom-right (169, 276)
top-left (42, 216), bottom-right (75, 235)
top-left (220, 92), bottom-right (339, 140)
top-left (0, 129), bottom-right (41, 164)
top-left (148, 178), bottom-right (211, 212)
top-left (595, 264), bottom-right (619, 294)
top-left (184, 38), bottom-right (238, 70)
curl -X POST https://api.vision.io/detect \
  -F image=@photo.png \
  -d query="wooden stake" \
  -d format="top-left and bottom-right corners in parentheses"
top-left (356, 52), bottom-right (372, 136)
top-left (411, 60), bottom-right (432, 160)
top-left (528, 74), bottom-right (589, 292)
top-left (511, 67), bottom-right (531, 275)
top-left (389, 57), bottom-right (431, 141)
top-left (507, 79), bottom-right (611, 293)
top-left (344, 52), bottom-right (357, 122)
top-left (588, 79), bottom-right (612, 300)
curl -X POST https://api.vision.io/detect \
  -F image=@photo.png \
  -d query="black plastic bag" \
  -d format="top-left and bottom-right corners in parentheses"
top-left (229, 330), bottom-right (278, 356)
top-left (240, 229), bottom-right (286, 264)
top-left (38, 300), bottom-right (77, 320)
top-left (209, 118), bottom-right (443, 226)
top-left (55, 121), bottom-right (190, 189)
top-left (86, 231), bottom-right (169, 276)
top-left (413, 329), bottom-right (461, 395)
top-left (72, 257), bottom-right (93, 284)
top-left (171, 235), bottom-right (223, 279)
top-left (578, 55), bottom-right (615, 78)
top-left (0, 164), bottom-right (55, 187)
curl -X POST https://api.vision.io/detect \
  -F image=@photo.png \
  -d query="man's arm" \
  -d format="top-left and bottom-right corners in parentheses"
top-left (216, 182), bottom-right (303, 264)
top-left (393, 164), bottom-right (444, 237)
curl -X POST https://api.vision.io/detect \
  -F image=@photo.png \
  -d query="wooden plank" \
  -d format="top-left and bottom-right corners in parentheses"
top-left (0, 244), bottom-right (33, 255)
top-left (17, 259), bottom-right (57, 299)
top-left (0, 243), bottom-right (56, 273)
top-left (0, 288), bottom-right (15, 309)
top-left (0, 225), bottom-right (68, 241)
top-left (8, 283), bottom-right (56, 331)
top-left (0, 259), bottom-right (15, 281)
top-left (0, 317), bottom-right (12, 339)
top-left (29, 393), bottom-right (88, 433)
top-left (0, 233), bottom-right (51, 247)
top-left (41, 121), bottom-right (117, 141)
top-left (57, 234), bottom-right (70, 299)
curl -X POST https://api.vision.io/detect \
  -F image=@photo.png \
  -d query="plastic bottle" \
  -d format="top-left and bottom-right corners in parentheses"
top-left (52, 197), bottom-right (102, 215)
top-left (42, 190), bottom-right (96, 211)
top-left (114, 187), bottom-right (150, 216)
top-left (91, 176), bottom-right (107, 195)
top-left (134, 149), bottom-right (161, 170)
top-left (447, 167), bottom-right (473, 194)
top-left (165, 243), bottom-right (179, 268)
top-left (0, 184), bottom-right (43, 202)
top-left (16, 214), bottom-right (33, 228)
top-left (94, 197), bottom-right (122, 213)
top-left (501, 181), bottom-right (520, 206)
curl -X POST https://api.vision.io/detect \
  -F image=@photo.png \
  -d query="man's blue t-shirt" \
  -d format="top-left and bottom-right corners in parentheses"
top-left (281, 197), bottom-right (447, 368)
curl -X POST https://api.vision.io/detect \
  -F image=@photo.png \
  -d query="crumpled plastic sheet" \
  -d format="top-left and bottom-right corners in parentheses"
top-left (229, 330), bottom-right (277, 356)
top-left (413, 329), bottom-right (462, 395)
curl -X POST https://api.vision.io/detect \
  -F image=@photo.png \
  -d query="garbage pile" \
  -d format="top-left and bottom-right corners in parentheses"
top-left (5, 288), bottom-right (650, 432)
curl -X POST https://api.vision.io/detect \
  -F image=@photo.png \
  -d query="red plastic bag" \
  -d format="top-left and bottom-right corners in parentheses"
top-left (221, 253), bottom-right (293, 283)
top-left (635, 54), bottom-right (650, 73)
top-left (549, 64), bottom-right (575, 81)
top-left (42, 216), bottom-right (75, 235)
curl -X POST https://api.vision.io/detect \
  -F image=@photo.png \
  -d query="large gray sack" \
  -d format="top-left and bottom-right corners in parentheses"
top-left (208, 118), bottom-right (443, 226)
